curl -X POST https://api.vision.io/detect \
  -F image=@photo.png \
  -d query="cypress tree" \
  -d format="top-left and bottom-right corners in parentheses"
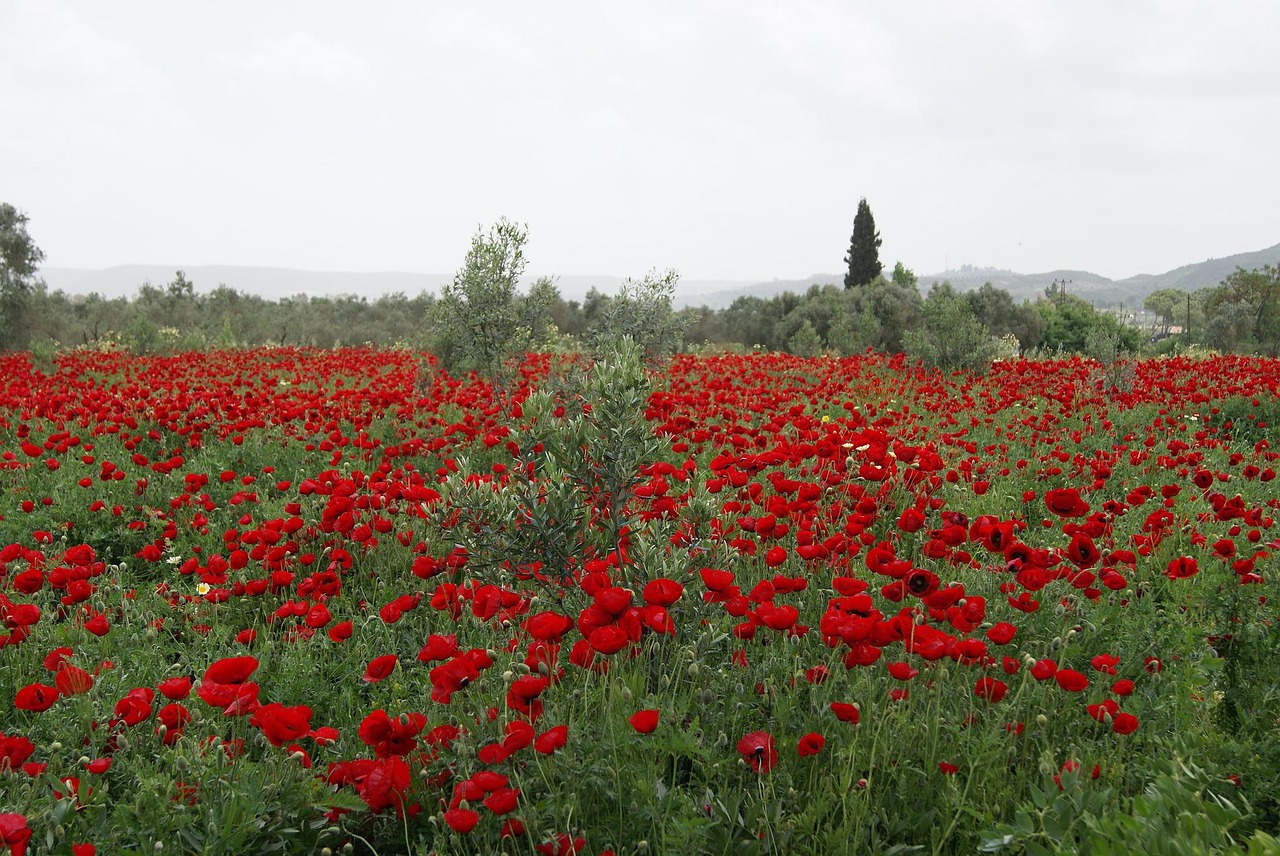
top-left (844, 198), bottom-right (883, 289)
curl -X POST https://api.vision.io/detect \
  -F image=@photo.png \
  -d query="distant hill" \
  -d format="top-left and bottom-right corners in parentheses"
top-left (1114, 243), bottom-right (1280, 296)
top-left (678, 241), bottom-right (1280, 309)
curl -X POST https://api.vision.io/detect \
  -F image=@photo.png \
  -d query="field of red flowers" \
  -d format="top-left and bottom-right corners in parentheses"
top-left (2, 347), bottom-right (1280, 855)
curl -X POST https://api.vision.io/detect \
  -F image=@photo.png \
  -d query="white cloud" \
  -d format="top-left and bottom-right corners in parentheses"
top-left (0, 0), bottom-right (177, 141)
top-left (212, 31), bottom-right (375, 92)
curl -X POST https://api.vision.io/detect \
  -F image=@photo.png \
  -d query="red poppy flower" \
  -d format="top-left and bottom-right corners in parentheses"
top-left (304, 603), bottom-right (332, 629)
top-left (444, 808), bottom-right (480, 834)
top-left (1030, 658), bottom-right (1058, 681)
top-left (1090, 654), bottom-right (1119, 675)
top-left (0, 732), bottom-right (35, 770)
top-left (525, 611), bottom-right (574, 642)
top-left (363, 654), bottom-right (398, 683)
top-left (1044, 488), bottom-right (1089, 518)
top-left (764, 546), bottom-right (788, 568)
top-left (356, 757), bottom-right (411, 815)
top-left (830, 702), bottom-right (860, 724)
top-left (249, 702), bottom-right (313, 747)
top-left (54, 666), bottom-right (93, 696)
top-left (507, 675), bottom-right (549, 720)
top-left (797, 733), bottom-right (825, 757)
top-left (501, 720), bottom-right (535, 753)
top-left (328, 621), bottom-right (353, 643)
top-left (986, 623), bottom-right (1017, 645)
top-left (1066, 533), bottom-right (1100, 568)
top-left (483, 786), bottom-right (520, 815)
top-left (594, 587), bottom-right (633, 616)
top-left (430, 655), bottom-right (482, 703)
top-left (196, 656), bottom-right (260, 712)
top-left (204, 656), bottom-right (259, 685)
top-left (1087, 699), bottom-right (1119, 722)
top-left (0, 813), bottom-right (32, 856)
top-left (112, 687), bottom-right (155, 726)
top-left (14, 683), bottom-right (59, 712)
top-left (736, 730), bottom-right (778, 773)
top-left (1165, 557), bottom-right (1199, 579)
top-left (974, 676), bottom-right (1008, 703)
top-left (804, 665), bottom-right (831, 685)
top-left (156, 703), bottom-right (191, 744)
top-left (629, 709), bottom-right (660, 734)
top-left (1054, 669), bottom-right (1089, 692)
top-left (535, 833), bottom-right (587, 856)
top-left (642, 578), bottom-right (684, 607)
top-left (358, 709), bottom-right (428, 757)
top-left (1111, 712), bottom-right (1139, 734)
top-left (887, 661), bottom-right (919, 681)
top-left (587, 625), bottom-right (629, 656)
top-left (534, 724), bottom-right (568, 754)
top-left (699, 567), bottom-right (735, 592)
top-left (157, 677), bottom-right (192, 700)
top-left (196, 672), bottom-right (254, 711)
top-left (42, 648), bottom-right (73, 671)
top-left (417, 634), bottom-right (460, 663)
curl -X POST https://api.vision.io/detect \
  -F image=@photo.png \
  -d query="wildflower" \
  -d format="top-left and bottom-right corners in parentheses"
top-left (797, 733), bottom-right (825, 757)
top-left (1111, 712), bottom-right (1140, 735)
top-left (358, 710), bottom-right (427, 758)
top-left (249, 703), bottom-right (313, 747)
top-left (974, 676), bottom-right (1008, 703)
top-left (444, 808), bottom-right (480, 834)
top-left (0, 814), bottom-right (32, 856)
top-left (1054, 669), bottom-right (1089, 692)
top-left (363, 654), bottom-right (398, 684)
top-left (534, 724), bottom-right (568, 755)
top-left (629, 709), bottom-right (660, 734)
top-left (830, 702), bottom-right (860, 724)
top-left (14, 683), bottom-right (59, 712)
top-left (737, 730), bottom-right (778, 773)
top-left (1165, 557), bottom-right (1199, 579)
top-left (1044, 488), bottom-right (1090, 518)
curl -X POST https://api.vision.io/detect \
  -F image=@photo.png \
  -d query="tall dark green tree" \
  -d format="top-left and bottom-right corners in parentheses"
top-left (1, 203), bottom-right (46, 350)
top-left (843, 197), bottom-right (883, 289)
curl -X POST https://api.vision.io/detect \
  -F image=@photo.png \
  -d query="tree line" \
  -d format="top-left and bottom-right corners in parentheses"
top-left (2, 201), bottom-right (1276, 363)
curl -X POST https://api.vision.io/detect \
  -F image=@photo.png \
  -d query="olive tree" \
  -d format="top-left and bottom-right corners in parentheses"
top-left (0, 203), bottom-right (46, 350)
top-left (425, 218), bottom-right (557, 404)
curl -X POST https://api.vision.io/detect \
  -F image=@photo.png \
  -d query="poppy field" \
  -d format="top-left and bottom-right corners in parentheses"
top-left (2, 346), bottom-right (1280, 855)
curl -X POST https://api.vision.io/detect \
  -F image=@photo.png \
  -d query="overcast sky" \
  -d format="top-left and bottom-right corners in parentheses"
top-left (4, 0), bottom-right (1277, 285)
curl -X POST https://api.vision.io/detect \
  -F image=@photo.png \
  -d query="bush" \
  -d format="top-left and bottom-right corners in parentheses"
top-left (587, 268), bottom-right (685, 365)
top-left (904, 285), bottom-right (1000, 373)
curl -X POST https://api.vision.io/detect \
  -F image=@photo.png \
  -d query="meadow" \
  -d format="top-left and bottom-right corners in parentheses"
top-left (2, 345), bottom-right (1279, 855)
